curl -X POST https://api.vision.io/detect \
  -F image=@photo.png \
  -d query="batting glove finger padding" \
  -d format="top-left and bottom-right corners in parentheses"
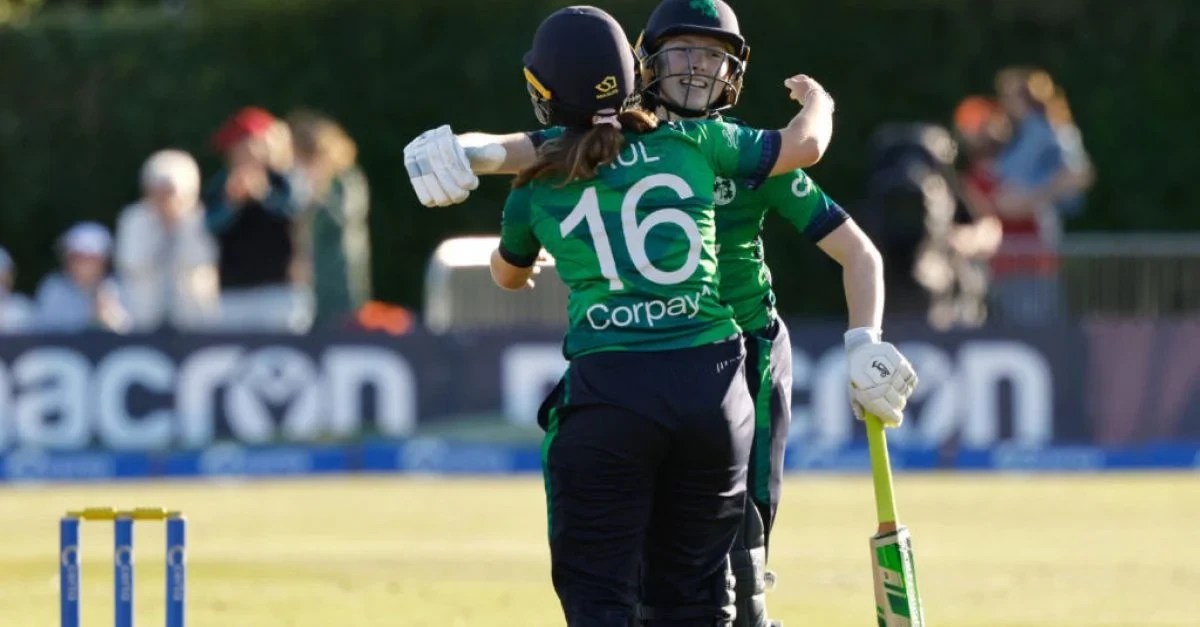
top-left (438, 127), bottom-right (481, 192)
top-left (429, 126), bottom-right (478, 203)
top-left (403, 130), bottom-right (448, 207)
top-left (403, 125), bottom-right (478, 207)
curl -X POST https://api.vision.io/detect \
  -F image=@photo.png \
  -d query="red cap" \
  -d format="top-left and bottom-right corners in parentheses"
top-left (210, 106), bottom-right (277, 152)
top-left (953, 96), bottom-right (999, 136)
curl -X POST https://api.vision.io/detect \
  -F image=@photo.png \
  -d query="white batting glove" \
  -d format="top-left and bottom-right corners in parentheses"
top-left (402, 125), bottom-right (479, 207)
top-left (845, 327), bottom-right (918, 428)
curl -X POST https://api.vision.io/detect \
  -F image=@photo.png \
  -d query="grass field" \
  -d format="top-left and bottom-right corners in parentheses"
top-left (1, 473), bottom-right (1195, 626)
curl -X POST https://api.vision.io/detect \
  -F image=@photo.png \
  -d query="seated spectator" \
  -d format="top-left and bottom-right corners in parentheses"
top-left (287, 109), bottom-right (372, 329)
top-left (0, 246), bottom-right (36, 332)
top-left (114, 149), bottom-right (221, 332)
top-left (203, 107), bottom-right (313, 333)
top-left (34, 222), bottom-right (131, 333)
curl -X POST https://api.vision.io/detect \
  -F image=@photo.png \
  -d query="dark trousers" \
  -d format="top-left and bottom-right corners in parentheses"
top-left (741, 317), bottom-right (793, 547)
top-left (539, 339), bottom-right (755, 626)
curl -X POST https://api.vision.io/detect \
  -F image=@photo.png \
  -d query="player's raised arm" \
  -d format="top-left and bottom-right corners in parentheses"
top-left (770, 74), bottom-right (835, 175)
top-left (402, 126), bottom-right (542, 207)
top-left (457, 132), bottom-right (539, 175)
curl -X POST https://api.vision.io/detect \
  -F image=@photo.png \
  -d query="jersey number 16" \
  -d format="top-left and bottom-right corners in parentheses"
top-left (559, 173), bottom-right (703, 291)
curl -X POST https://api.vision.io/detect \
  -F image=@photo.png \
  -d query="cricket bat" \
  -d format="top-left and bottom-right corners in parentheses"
top-left (865, 412), bottom-right (925, 626)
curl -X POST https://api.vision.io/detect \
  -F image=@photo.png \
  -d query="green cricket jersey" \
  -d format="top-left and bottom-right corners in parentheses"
top-left (711, 118), bottom-right (850, 332)
top-left (530, 117), bottom-right (851, 336)
top-left (499, 119), bottom-right (780, 359)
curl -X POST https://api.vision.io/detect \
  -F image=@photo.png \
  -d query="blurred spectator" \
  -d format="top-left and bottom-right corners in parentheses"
top-left (953, 95), bottom-right (1011, 220)
top-left (940, 96), bottom-right (1011, 323)
top-left (858, 123), bottom-right (996, 329)
top-left (287, 109), bottom-right (372, 329)
top-left (0, 246), bottom-right (35, 332)
top-left (114, 149), bottom-right (220, 332)
top-left (34, 222), bottom-right (131, 333)
top-left (203, 106), bottom-right (313, 333)
top-left (949, 98), bottom-right (1006, 242)
top-left (988, 67), bottom-right (1095, 324)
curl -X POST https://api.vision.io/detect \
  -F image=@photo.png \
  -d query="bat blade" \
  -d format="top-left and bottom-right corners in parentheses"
top-left (871, 525), bottom-right (924, 626)
top-left (864, 413), bottom-right (925, 626)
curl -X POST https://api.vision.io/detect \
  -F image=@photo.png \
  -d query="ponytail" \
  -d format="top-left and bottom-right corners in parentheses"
top-left (513, 108), bottom-right (659, 188)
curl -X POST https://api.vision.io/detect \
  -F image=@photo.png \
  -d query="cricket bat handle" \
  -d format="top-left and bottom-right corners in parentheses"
top-left (865, 412), bottom-right (899, 528)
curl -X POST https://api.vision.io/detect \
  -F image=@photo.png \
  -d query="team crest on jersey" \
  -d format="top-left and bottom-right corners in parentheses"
top-left (792, 173), bottom-right (814, 197)
top-left (714, 177), bottom-right (736, 205)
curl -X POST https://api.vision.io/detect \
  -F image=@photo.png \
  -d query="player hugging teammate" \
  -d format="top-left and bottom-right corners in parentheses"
top-left (403, 2), bottom-right (919, 625)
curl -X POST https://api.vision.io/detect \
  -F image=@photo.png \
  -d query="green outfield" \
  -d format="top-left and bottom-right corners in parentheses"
top-left (2, 473), bottom-right (1194, 626)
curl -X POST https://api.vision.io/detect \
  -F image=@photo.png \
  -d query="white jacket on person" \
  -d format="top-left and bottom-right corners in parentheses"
top-left (114, 200), bottom-right (221, 331)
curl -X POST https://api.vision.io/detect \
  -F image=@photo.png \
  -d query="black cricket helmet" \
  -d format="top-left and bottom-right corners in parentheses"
top-left (523, 5), bottom-right (638, 128)
top-left (634, 0), bottom-right (750, 117)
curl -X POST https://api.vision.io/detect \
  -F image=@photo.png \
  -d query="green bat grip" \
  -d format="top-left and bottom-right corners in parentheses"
top-left (865, 412), bottom-right (898, 526)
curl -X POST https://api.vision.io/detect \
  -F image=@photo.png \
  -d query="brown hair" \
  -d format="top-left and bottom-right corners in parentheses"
top-left (287, 109), bottom-right (358, 173)
top-left (512, 109), bottom-right (659, 188)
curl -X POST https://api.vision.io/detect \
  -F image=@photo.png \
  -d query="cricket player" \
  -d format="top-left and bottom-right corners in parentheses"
top-left (405, 2), bottom-right (919, 625)
top-left (473, 6), bottom-right (868, 624)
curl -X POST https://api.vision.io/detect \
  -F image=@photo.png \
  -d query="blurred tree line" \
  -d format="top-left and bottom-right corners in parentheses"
top-left (0, 0), bottom-right (1197, 318)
